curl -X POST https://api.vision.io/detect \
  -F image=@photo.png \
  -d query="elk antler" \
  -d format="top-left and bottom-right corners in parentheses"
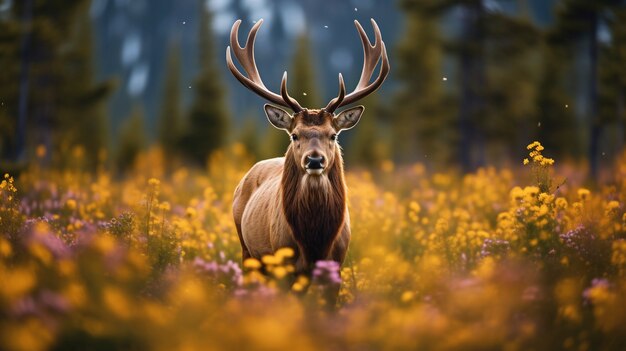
top-left (226, 19), bottom-right (303, 112)
top-left (325, 19), bottom-right (390, 113)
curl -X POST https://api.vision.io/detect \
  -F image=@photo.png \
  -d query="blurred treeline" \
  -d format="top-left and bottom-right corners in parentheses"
top-left (1, 0), bottom-right (626, 177)
top-left (393, 0), bottom-right (626, 178)
top-left (0, 0), bottom-right (229, 174)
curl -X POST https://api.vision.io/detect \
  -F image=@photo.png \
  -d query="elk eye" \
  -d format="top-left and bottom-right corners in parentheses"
top-left (330, 134), bottom-right (337, 141)
top-left (291, 134), bottom-right (299, 141)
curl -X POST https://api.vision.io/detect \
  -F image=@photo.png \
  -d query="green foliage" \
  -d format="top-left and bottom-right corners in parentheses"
top-left (180, 3), bottom-right (230, 166)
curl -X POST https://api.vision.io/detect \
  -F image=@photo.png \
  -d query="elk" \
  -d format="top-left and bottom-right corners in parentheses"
top-left (228, 18), bottom-right (389, 273)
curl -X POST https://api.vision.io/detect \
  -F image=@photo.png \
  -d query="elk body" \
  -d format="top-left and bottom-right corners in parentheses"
top-left (228, 19), bottom-right (390, 273)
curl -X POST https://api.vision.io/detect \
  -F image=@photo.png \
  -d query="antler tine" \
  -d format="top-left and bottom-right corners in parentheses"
top-left (226, 19), bottom-right (303, 112)
top-left (335, 19), bottom-right (390, 109)
top-left (281, 72), bottom-right (304, 112)
top-left (325, 73), bottom-right (346, 112)
top-left (339, 41), bottom-right (389, 108)
top-left (354, 19), bottom-right (383, 90)
top-left (230, 19), bottom-right (265, 86)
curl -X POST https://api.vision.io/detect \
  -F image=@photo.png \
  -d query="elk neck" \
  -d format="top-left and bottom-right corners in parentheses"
top-left (281, 146), bottom-right (347, 267)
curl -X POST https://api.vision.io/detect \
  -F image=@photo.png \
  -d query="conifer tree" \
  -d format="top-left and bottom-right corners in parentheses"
top-left (554, 0), bottom-right (624, 177)
top-left (290, 33), bottom-right (321, 109)
top-left (181, 1), bottom-right (230, 166)
top-left (536, 34), bottom-right (582, 159)
top-left (0, 0), bottom-right (112, 170)
top-left (394, 1), bottom-right (455, 168)
top-left (58, 2), bottom-right (112, 170)
top-left (598, 6), bottom-right (626, 156)
top-left (482, 13), bottom-right (541, 163)
top-left (158, 41), bottom-right (183, 164)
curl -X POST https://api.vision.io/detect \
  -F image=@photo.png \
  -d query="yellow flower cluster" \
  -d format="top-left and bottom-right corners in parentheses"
top-left (524, 141), bottom-right (555, 166)
top-left (0, 142), bottom-right (625, 350)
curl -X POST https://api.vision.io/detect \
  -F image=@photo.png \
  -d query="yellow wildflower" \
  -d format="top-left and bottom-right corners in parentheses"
top-left (401, 291), bottom-right (414, 303)
top-left (262, 255), bottom-right (280, 265)
top-left (65, 199), bottom-right (77, 210)
top-left (275, 247), bottom-right (295, 260)
top-left (577, 188), bottom-right (590, 201)
top-left (243, 258), bottom-right (262, 270)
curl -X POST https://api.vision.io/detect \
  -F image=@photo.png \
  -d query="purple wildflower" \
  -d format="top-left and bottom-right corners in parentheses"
top-left (312, 260), bottom-right (342, 286)
top-left (582, 278), bottom-right (611, 304)
top-left (480, 238), bottom-right (510, 258)
top-left (194, 257), bottom-right (243, 287)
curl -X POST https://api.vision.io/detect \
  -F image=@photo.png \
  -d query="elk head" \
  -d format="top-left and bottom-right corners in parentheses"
top-left (226, 19), bottom-right (390, 176)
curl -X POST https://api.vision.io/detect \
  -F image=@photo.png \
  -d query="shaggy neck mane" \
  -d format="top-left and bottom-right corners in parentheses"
top-left (281, 146), bottom-right (346, 268)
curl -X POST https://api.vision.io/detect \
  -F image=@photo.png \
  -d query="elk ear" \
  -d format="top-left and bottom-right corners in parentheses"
top-left (264, 104), bottom-right (293, 131)
top-left (334, 105), bottom-right (364, 131)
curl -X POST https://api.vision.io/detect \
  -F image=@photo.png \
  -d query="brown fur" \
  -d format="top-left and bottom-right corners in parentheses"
top-left (232, 110), bottom-right (351, 272)
top-left (281, 146), bottom-right (346, 268)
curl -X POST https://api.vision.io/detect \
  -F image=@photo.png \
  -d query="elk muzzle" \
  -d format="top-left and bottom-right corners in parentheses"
top-left (305, 155), bottom-right (325, 175)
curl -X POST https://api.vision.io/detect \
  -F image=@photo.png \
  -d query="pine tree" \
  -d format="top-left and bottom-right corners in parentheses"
top-left (554, 0), bottom-right (624, 177)
top-left (612, 7), bottom-right (626, 150)
top-left (598, 6), bottom-right (626, 158)
top-left (394, 1), bottom-right (455, 168)
top-left (158, 41), bottom-right (183, 165)
top-left (57, 2), bottom-right (113, 170)
top-left (180, 1), bottom-right (230, 166)
top-left (289, 33), bottom-right (321, 109)
top-left (116, 106), bottom-right (146, 173)
top-left (536, 32), bottom-right (582, 159)
top-left (398, 0), bottom-right (547, 169)
top-left (0, 0), bottom-right (112, 170)
top-left (482, 12), bottom-right (541, 163)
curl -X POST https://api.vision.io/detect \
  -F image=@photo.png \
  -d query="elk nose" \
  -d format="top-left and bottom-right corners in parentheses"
top-left (306, 155), bottom-right (325, 170)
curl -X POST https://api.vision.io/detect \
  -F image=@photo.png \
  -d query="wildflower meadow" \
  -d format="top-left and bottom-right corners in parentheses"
top-left (1, 142), bottom-right (625, 350)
